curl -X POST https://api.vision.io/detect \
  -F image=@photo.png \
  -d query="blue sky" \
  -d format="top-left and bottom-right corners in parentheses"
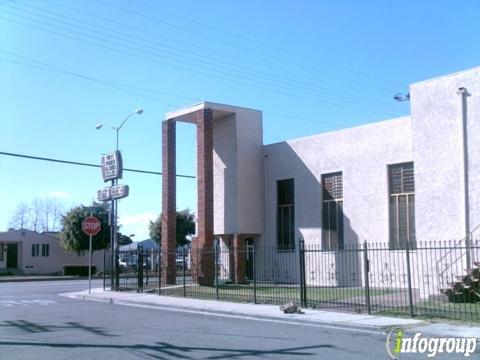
top-left (1, 0), bottom-right (479, 240)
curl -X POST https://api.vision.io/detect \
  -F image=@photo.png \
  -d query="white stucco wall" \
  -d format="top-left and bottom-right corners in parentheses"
top-left (263, 116), bottom-right (413, 248)
top-left (211, 103), bottom-right (264, 236)
top-left (0, 230), bottom-right (105, 274)
top-left (213, 113), bottom-right (237, 235)
top-left (411, 67), bottom-right (480, 243)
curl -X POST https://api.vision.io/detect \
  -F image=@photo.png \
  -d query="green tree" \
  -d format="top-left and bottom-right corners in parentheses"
top-left (149, 209), bottom-right (195, 247)
top-left (61, 202), bottom-right (110, 254)
top-left (118, 233), bottom-right (133, 246)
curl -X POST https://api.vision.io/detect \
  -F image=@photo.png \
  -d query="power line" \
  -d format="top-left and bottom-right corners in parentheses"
top-left (42, 0), bottom-right (398, 99)
top-left (1, 4), bottom-right (396, 111)
top-left (0, 53), bottom-right (192, 107)
top-left (100, 0), bottom-right (404, 89)
top-left (0, 13), bottom-right (399, 117)
top-left (0, 151), bottom-right (196, 179)
top-left (1, 50), bottom-right (388, 129)
top-left (127, 0), bottom-right (405, 88)
top-left (17, 0), bottom-right (397, 102)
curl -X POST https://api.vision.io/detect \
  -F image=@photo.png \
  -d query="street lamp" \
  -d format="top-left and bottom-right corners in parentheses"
top-left (96, 108), bottom-right (143, 150)
top-left (95, 108), bottom-right (143, 290)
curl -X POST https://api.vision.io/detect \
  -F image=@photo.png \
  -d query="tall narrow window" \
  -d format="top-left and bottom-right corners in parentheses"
top-left (277, 178), bottom-right (295, 250)
top-left (389, 162), bottom-right (415, 249)
top-left (322, 172), bottom-right (344, 250)
top-left (31, 244), bottom-right (40, 257)
top-left (41, 244), bottom-right (50, 257)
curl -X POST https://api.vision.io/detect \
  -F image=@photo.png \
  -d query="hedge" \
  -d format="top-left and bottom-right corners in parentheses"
top-left (63, 265), bottom-right (96, 276)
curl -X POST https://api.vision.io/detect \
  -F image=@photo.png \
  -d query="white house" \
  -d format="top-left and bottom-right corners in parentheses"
top-left (0, 229), bottom-right (105, 275)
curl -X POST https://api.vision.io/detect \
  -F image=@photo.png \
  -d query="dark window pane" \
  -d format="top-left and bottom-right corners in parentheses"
top-left (285, 179), bottom-right (294, 205)
top-left (338, 201), bottom-right (344, 250)
top-left (277, 207), bottom-right (283, 247)
top-left (277, 179), bottom-right (295, 250)
top-left (389, 196), bottom-right (398, 249)
top-left (408, 194), bottom-right (416, 248)
top-left (322, 201), bottom-right (329, 249)
top-left (329, 202), bottom-right (338, 249)
top-left (277, 180), bottom-right (286, 205)
top-left (398, 195), bottom-right (408, 248)
top-left (289, 207), bottom-right (295, 249)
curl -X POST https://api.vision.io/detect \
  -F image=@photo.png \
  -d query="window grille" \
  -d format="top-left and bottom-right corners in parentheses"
top-left (322, 172), bottom-right (344, 250)
top-left (388, 162), bottom-right (415, 249)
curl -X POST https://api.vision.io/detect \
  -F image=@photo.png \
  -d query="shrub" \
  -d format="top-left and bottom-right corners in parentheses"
top-left (63, 265), bottom-right (96, 276)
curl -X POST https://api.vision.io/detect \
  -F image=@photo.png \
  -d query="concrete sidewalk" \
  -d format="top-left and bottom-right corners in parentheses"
top-left (60, 288), bottom-right (480, 338)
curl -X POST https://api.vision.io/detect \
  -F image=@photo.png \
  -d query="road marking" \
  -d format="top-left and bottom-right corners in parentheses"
top-left (0, 299), bottom-right (56, 307)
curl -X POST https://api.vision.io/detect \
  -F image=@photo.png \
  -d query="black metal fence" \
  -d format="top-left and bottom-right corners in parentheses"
top-left (106, 239), bottom-right (480, 321)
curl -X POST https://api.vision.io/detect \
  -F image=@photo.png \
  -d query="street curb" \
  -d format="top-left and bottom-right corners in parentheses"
top-left (61, 292), bottom-right (419, 335)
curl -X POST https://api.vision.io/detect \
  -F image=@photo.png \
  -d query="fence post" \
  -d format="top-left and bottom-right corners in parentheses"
top-left (103, 249), bottom-right (106, 291)
top-left (115, 248), bottom-right (120, 291)
top-left (182, 246), bottom-right (186, 297)
top-left (363, 241), bottom-right (371, 314)
top-left (252, 245), bottom-right (257, 304)
top-left (137, 246), bottom-right (144, 293)
top-left (158, 249), bottom-right (162, 295)
top-left (405, 240), bottom-right (415, 318)
top-left (299, 238), bottom-right (307, 308)
top-left (214, 241), bottom-right (219, 300)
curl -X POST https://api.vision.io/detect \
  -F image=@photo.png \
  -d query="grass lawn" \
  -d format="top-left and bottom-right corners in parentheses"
top-left (414, 300), bottom-right (480, 321)
top-left (160, 283), bottom-right (394, 305)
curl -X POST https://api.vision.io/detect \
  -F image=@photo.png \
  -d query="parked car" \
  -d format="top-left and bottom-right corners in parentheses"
top-left (119, 254), bottom-right (137, 269)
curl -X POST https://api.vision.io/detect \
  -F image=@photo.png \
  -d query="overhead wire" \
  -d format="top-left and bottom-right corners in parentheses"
top-left (127, 0), bottom-right (405, 88)
top-left (1, 49), bottom-right (400, 130)
top-left (31, 0), bottom-right (397, 100)
top-left (98, 0), bottom-right (403, 91)
top-left (2, 3), bottom-right (397, 112)
top-left (0, 11), bottom-right (400, 118)
top-left (0, 151), bottom-right (195, 178)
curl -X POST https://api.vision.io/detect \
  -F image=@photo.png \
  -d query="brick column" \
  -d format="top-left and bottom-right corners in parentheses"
top-left (193, 108), bottom-right (215, 286)
top-left (234, 234), bottom-right (247, 284)
top-left (161, 119), bottom-right (176, 284)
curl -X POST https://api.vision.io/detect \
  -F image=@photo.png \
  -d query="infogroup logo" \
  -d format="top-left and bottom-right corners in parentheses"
top-left (385, 328), bottom-right (478, 359)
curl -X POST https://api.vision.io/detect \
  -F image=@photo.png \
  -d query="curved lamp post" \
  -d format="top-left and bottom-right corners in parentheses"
top-left (95, 108), bottom-right (143, 290)
top-left (96, 108), bottom-right (143, 150)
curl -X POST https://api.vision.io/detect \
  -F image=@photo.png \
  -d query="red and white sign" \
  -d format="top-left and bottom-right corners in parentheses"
top-left (82, 216), bottom-right (101, 236)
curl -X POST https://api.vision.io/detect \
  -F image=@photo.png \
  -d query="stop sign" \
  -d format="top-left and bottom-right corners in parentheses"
top-left (82, 216), bottom-right (101, 236)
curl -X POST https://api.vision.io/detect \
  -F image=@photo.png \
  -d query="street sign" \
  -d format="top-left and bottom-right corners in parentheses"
top-left (96, 184), bottom-right (129, 201)
top-left (82, 216), bottom-right (101, 236)
top-left (110, 184), bottom-right (129, 200)
top-left (97, 187), bottom-right (111, 201)
top-left (101, 151), bottom-right (123, 182)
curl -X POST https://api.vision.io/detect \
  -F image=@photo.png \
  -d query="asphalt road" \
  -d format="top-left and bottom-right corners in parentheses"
top-left (0, 280), bottom-right (465, 359)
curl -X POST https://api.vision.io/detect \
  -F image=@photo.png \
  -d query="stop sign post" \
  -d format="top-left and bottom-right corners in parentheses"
top-left (82, 216), bottom-right (101, 236)
top-left (82, 214), bottom-right (101, 293)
